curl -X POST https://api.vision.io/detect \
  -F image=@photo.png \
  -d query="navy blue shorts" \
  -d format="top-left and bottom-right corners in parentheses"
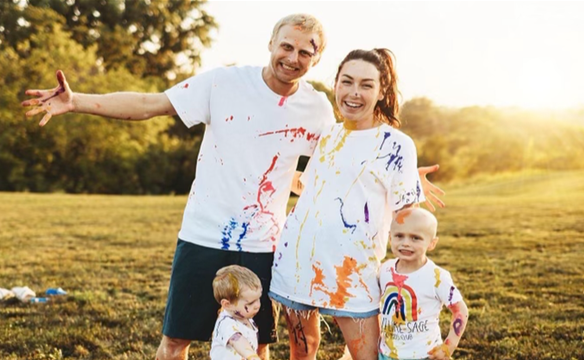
top-left (162, 239), bottom-right (278, 343)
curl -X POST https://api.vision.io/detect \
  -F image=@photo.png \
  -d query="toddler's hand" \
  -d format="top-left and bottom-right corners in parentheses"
top-left (428, 343), bottom-right (451, 360)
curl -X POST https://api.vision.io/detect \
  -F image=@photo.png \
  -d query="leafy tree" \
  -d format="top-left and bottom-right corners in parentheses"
top-left (0, 9), bottom-right (185, 193)
top-left (0, 0), bottom-right (217, 81)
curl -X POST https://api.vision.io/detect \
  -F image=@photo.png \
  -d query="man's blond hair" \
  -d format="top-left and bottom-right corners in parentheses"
top-left (270, 13), bottom-right (327, 61)
top-left (212, 265), bottom-right (262, 303)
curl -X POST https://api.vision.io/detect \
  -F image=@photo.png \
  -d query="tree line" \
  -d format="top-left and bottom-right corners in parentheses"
top-left (1, 2), bottom-right (583, 194)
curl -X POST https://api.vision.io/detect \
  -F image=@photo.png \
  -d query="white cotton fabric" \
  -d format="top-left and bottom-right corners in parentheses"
top-left (378, 258), bottom-right (463, 359)
top-left (165, 66), bottom-right (335, 253)
top-left (270, 123), bottom-right (424, 313)
top-left (210, 310), bottom-right (258, 360)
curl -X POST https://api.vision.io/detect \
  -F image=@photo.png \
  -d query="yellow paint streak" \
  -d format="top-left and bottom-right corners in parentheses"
top-left (319, 129), bottom-right (351, 166)
top-left (344, 165), bottom-right (367, 198)
top-left (434, 268), bottom-right (441, 288)
top-left (314, 179), bottom-right (326, 200)
top-left (295, 210), bottom-right (311, 271)
top-left (428, 344), bottom-right (451, 358)
top-left (383, 324), bottom-right (399, 358)
top-left (227, 273), bottom-right (239, 298)
top-left (318, 135), bottom-right (331, 163)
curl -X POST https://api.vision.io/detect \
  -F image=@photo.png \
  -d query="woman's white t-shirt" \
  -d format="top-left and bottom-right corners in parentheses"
top-left (270, 123), bottom-right (424, 312)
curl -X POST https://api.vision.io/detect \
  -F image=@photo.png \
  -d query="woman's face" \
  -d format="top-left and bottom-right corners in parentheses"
top-left (335, 59), bottom-right (384, 130)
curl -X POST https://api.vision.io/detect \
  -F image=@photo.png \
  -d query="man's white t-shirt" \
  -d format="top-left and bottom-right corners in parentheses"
top-left (165, 66), bottom-right (335, 253)
top-left (210, 310), bottom-right (258, 360)
top-left (270, 123), bottom-right (424, 313)
top-left (378, 258), bottom-right (463, 359)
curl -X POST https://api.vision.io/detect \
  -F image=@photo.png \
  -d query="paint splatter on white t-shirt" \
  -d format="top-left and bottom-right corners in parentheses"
top-left (165, 66), bottom-right (335, 252)
top-left (210, 310), bottom-right (258, 360)
top-left (270, 123), bottom-right (424, 312)
top-left (378, 258), bottom-right (463, 359)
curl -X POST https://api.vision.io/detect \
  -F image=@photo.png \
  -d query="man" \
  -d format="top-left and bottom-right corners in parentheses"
top-left (22, 14), bottom-right (443, 360)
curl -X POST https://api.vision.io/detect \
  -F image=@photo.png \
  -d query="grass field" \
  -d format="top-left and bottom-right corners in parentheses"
top-left (1, 171), bottom-right (583, 360)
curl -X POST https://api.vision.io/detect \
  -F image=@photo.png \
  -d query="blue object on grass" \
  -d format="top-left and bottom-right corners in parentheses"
top-left (30, 297), bottom-right (48, 303)
top-left (46, 287), bottom-right (67, 296)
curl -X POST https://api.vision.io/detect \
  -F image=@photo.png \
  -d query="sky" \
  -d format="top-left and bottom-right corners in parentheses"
top-left (196, 1), bottom-right (584, 110)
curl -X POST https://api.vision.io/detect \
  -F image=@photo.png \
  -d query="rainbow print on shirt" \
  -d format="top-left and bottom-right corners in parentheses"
top-left (381, 282), bottom-right (419, 322)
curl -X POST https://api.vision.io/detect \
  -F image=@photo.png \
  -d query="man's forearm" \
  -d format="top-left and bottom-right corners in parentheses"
top-left (73, 92), bottom-right (176, 120)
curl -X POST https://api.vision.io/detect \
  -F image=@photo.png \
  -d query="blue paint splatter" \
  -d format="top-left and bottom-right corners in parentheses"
top-left (335, 198), bottom-right (357, 234)
top-left (236, 222), bottom-right (249, 251)
top-left (448, 286), bottom-right (456, 303)
top-left (221, 218), bottom-right (238, 249)
top-left (377, 142), bottom-right (404, 172)
top-left (416, 181), bottom-right (422, 202)
top-left (380, 132), bottom-right (392, 150)
top-left (364, 202), bottom-right (369, 223)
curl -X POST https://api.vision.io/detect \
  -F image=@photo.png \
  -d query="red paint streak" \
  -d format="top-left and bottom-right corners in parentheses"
top-left (226, 115), bottom-right (234, 122)
top-left (390, 267), bottom-right (412, 323)
top-left (259, 127), bottom-right (320, 142)
top-left (390, 267), bottom-right (408, 288)
top-left (241, 154), bottom-right (282, 243)
top-left (183, 83), bottom-right (189, 88)
top-left (278, 96), bottom-right (288, 106)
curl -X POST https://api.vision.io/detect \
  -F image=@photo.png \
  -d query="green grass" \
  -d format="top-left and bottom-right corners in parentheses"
top-left (1, 171), bottom-right (583, 359)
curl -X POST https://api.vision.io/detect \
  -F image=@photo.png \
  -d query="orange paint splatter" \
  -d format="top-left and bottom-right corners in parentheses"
top-left (309, 263), bottom-right (325, 296)
top-left (348, 334), bottom-right (366, 352)
top-left (395, 208), bottom-right (413, 224)
top-left (311, 257), bottom-right (360, 308)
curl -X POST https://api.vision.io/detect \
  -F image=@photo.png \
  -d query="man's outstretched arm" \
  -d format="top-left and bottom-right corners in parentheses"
top-left (22, 70), bottom-right (176, 126)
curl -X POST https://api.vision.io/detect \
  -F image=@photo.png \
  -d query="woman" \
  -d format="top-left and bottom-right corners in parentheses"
top-left (270, 48), bottom-right (430, 360)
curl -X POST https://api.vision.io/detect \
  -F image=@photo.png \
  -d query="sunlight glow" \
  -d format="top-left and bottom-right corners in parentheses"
top-left (517, 58), bottom-right (566, 109)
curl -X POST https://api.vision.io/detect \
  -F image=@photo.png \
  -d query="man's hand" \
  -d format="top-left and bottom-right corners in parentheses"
top-left (418, 164), bottom-right (445, 212)
top-left (22, 70), bottom-right (74, 126)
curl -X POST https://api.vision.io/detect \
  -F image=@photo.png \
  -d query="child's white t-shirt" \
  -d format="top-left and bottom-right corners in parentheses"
top-left (270, 123), bottom-right (424, 313)
top-left (210, 310), bottom-right (258, 360)
top-left (165, 66), bottom-right (335, 253)
top-left (378, 258), bottom-right (463, 359)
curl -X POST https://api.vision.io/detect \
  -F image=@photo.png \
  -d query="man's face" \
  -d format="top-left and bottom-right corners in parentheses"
top-left (267, 24), bottom-right (321, 85)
